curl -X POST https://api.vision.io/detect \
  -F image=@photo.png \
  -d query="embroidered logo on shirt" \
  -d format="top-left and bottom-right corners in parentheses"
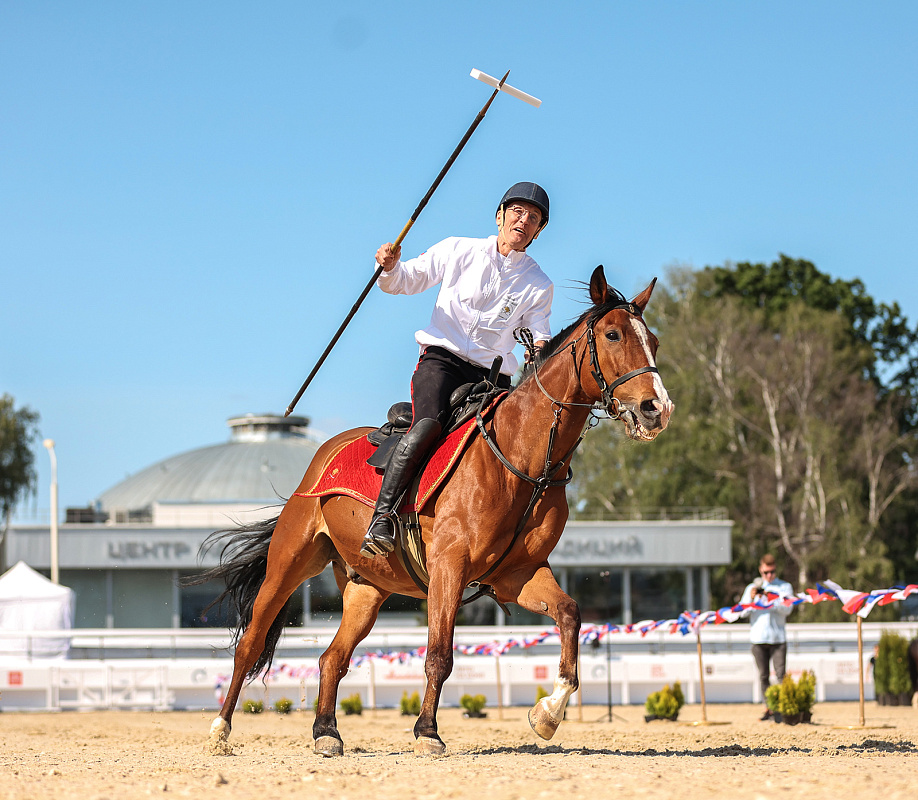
top-left (497, 293), bottom-right (519, 321)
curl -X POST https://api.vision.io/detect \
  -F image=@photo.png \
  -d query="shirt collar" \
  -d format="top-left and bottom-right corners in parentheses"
top-left (486, 235), bottom-right (528, 267)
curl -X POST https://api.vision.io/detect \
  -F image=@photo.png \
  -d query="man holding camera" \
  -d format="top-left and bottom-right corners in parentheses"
top-left (740, 554), bottom-right (795, 720)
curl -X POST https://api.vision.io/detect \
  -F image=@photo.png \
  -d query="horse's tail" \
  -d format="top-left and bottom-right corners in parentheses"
top-left (183, 514), bottom-right (289, 678)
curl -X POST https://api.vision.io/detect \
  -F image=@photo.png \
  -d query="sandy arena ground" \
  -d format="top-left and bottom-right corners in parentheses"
top-left (1, 701), bottom-right (916, 800)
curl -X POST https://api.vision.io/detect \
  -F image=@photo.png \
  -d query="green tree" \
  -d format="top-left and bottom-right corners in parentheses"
top-left (572, 258), bottom-right (918, 613)
top-left (0, 394), bottom-right (40, 542)
top-left (705, 255), bottom-right (918, 426)
top-left (702, 256), bottom-right (917, 600)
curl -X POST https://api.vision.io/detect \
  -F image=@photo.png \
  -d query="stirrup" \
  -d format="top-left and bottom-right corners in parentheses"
top-left (360, 514), bottom-right (397, 558)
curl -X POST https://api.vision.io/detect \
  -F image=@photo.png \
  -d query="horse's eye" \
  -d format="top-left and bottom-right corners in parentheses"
top-left (605, 330), bottom-right (621, 343)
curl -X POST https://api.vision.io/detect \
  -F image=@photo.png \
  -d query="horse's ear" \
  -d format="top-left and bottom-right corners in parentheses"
top-left (631, 277), bottom-right (658, 313)
top-left (589, 265), bottom-right (610, 305)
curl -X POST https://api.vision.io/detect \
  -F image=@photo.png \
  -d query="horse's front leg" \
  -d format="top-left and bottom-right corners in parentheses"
top-left (414, 563), bottom-right (465, 755)
top-left (500, 564), bottom-right (581, 740)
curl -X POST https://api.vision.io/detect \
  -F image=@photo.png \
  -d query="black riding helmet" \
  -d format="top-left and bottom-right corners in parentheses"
top-left (497, 182), bottom-right (549, 228)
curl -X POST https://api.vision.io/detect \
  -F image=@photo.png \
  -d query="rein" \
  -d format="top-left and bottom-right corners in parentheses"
top-left (471, 305), bottom-right (656, 587)
top-left (516, 312), bottom-right (660, 419)
top-left (472, 403), bottom-right (580, 586)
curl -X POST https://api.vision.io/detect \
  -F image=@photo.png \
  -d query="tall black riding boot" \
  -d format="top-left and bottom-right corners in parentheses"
top-left (360, 417), bottom-right (442, 558)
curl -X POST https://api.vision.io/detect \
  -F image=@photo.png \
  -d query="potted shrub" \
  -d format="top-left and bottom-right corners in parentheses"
top-left (273, 697), bottom-right (294, 715)
top-left (400, 691), bottom-right (421, 716)
top-left (644, 681), bottom-right (685, 722)
top-left (777, 674), bottom-right (803, 724)
top-left (764, 684), bottom-right (783, 723)
top-left (796, 670), bottom-right (816, 723)
top-left (873, 630), bottom-right (913, 705)
top-left (767, 671), bottom-right (816, 724)
top-left (460, 693), bottom-right (487, 718)
top-left (339, 693), bottom-right (363, 715)
top-left (242, 699), bottom-right (264, 714)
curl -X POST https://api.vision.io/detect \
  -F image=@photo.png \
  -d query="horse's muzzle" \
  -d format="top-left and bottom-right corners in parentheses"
top-left (620, 397), bottom-right (673, 441)
top-left (645, 397), bottom-right (673, 430)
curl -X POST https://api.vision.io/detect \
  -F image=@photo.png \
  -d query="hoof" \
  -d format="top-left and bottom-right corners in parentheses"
top-left (528, 703), bottom-right (561, 741)
top-left (314, 735), bottom-right (344, 757)
top-left (206, 718), bottom-right (234, 756)
top-left (414, 735), bottom-right (446, 756)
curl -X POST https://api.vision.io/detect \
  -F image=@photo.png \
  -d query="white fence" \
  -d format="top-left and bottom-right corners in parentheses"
top-left (1, 621), bottom-right (915, 712)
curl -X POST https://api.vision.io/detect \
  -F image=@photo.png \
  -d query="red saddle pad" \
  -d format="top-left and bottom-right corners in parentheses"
top-left (297, 414), bottom-right (482, 514)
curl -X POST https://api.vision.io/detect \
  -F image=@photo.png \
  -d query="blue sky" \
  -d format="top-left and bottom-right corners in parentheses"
top-left (3, 1), bottom-right (917, 520)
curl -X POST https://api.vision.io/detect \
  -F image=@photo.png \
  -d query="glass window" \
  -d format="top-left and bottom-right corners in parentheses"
top-left (177, 571), bottom-right (305, 628)
top-left (631, 569), bottom-right (686, 622)
top-left (285, 587), bottom-right (305, 627)
top-left (497, 569), bottom-right (623, 626)
top-left (307, 567), bottom-right (425, 626)
top-left (691, 567), bottom-right (704, 610)
top-left (456, 593), bottom-right (496, 626)
top-left (307, 566), bottom-right (343, 623)
top-left (380, 594), bottom-right (426, 625)
top-left (568, 568), bottom-right (623, 623)
top-left (178, 571), bottom-right (234, 628)
top-left (112, 569), bottom-right (173, 628)
top-left (60, 569), bottom-right (106, 628)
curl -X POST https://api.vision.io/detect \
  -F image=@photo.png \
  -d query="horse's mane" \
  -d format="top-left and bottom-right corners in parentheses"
top-left (513, 283), bottom-right (630, 389)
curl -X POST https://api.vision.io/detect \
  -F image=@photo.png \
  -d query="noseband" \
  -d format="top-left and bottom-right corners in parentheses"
top-left (585, 319), bottom-right (659, 419)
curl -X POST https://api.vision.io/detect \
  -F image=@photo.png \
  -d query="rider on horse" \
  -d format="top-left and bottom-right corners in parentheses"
top-left (360, 182), bottom-right (554, 558)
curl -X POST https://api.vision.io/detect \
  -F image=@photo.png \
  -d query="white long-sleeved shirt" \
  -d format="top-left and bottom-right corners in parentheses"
top-left (376, 235), bottom-right (553, 376)
top-left (739, 577), bottom-right (795, 644)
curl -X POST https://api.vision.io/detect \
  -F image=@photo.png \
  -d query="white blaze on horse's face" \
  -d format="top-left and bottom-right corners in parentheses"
top-left (629, 317), bottom-right (673, 434)
top-left (600, 311), bottom-right (673, 443)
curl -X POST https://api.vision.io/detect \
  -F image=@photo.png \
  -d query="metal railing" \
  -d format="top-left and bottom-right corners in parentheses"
top-left (2, 620), bottom-right (916, 662)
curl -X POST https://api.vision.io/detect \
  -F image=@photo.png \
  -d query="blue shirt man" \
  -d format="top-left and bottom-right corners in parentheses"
top-left (739, 555), bottom-right (795, 719)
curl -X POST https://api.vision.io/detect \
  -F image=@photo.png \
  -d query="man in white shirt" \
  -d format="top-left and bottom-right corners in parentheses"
top-left (360, 182), bottom-right (554, 558)
top-left (739, 554), bottom-right (795, 720)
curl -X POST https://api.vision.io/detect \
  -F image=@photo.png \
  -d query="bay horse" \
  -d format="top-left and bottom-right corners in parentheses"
top-left (198, 265), bottom-right (672, 756)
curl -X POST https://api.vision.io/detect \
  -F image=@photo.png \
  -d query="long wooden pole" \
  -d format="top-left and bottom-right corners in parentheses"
top-left (284, 71), bottom-right (512, 417)
top-left (857, 615), bottom-right (866, 727)
top-left (495, 654), bottom-right (504, 720)
top-left (696, 629), bottom-right (708, 723)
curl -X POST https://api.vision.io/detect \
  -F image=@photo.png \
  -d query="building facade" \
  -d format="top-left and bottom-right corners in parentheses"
top-left (5, 414), bottom-right (732, 628)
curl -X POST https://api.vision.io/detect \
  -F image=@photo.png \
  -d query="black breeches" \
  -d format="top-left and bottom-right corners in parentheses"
top-left (410, 346), bottom-right (510, 427)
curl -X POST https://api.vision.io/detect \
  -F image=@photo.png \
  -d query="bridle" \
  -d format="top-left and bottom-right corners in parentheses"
top-left (519, 302), bottom-right (661, 420)
top-left (585, 318), bottom-right (660, 419)
top-left (469, 302), bottom-right (660, 589)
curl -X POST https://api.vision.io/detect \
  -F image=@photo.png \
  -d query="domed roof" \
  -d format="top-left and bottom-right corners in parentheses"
top-left (96, 414), bottom-right (321, 514)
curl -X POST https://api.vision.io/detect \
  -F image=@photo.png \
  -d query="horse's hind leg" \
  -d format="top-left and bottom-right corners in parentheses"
top-left (208, 502), bottom-right (332, 753)
top-left (313, 570), bottom-right (389, 757)
top-left (498, 564), bottom-right (581, 740)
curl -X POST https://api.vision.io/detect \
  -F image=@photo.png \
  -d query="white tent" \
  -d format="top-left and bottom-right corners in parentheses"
top-left (0, 561), bottom-right (75, 658)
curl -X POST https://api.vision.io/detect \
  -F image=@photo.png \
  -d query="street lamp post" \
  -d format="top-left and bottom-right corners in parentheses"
top-left (43, 439), bottom-right (59, 584)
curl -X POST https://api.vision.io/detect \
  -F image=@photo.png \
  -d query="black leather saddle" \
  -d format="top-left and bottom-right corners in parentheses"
top-left (366, 379), bottom-right (502, 469)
